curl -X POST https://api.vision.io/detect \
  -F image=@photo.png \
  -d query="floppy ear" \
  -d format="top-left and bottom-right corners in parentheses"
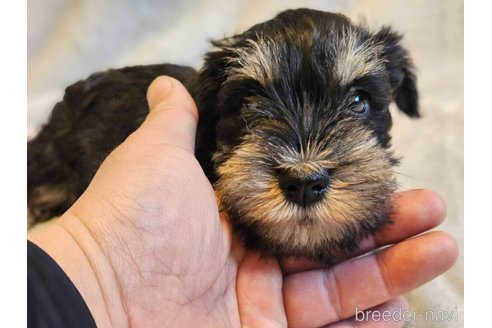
top-left (193, 35), bottom-right (246, 110)
top-left (373, 27), bottom-right (420, 117)
top-left (192, 35), bottom-right (248, 181)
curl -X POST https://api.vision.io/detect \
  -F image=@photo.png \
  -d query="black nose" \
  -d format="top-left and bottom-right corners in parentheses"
top-left (278, 169), bottom-right (330, 207)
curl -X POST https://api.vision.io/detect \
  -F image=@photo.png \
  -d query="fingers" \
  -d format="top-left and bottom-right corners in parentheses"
top-left (281, 189), bottom-right (447, 274)
top-left (376, 232), bottom-right (458, 295)
top-left (139, 76), bottom-right (198, 152)
top-left (283, 231), bottom-right (458, 328)
top-left (237, 253), bottom-right (287, 327)
top-left (373, 189), bottom-right (446, 246)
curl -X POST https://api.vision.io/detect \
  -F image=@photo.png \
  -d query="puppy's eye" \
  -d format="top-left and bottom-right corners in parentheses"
top-left (349, 94), bottom-right (370, 115)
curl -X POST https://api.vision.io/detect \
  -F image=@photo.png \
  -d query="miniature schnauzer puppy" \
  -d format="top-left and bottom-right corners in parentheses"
top-left (28, 9), bottom-right (418, 263)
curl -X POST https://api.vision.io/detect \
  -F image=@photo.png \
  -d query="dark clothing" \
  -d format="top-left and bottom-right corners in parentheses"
top-left (27, 241), bottom-right (97, 328)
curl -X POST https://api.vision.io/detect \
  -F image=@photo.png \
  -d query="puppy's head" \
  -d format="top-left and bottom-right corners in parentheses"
top-left (198, 9), bottom-right (418, 262)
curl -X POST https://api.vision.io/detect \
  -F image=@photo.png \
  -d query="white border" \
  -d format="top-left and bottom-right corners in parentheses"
top-left (464, 1), bottom-right (491, 327)
top-left (0, 0), bottom-right (27, 326)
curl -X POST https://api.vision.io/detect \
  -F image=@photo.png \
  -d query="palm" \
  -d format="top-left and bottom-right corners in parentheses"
top-left (67, 133), bottom-right (240, 323)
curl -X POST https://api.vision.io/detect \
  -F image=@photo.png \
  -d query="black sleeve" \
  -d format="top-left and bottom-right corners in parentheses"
top-left (27, 241), bottom-right (97, 328)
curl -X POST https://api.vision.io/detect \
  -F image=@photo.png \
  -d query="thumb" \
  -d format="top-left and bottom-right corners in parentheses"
top-left (142, 76), bottom-right (198, 152)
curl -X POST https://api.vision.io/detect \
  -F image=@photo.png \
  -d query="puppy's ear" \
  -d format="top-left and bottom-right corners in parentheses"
top-left (192, 35), bottom-right (248, 181)
top-left (194, 35), bottom-right (246, 105)
top-left (373, 27), bottom-right (420, 117)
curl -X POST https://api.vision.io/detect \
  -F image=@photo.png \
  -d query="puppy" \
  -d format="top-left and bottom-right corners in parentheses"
top-left (28, 9), bottom-right (419, 263)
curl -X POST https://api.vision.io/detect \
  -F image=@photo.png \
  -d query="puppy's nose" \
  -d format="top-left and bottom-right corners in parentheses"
top-left (278, 169), bottom-right (330, 207)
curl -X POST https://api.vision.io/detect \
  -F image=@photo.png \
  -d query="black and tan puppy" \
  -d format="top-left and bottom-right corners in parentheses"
top-left (28, 9), bottom-right (418, 263)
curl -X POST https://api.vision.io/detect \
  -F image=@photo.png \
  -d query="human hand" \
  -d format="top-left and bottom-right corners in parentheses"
top-left (28, 76), bottom-right (458, 327)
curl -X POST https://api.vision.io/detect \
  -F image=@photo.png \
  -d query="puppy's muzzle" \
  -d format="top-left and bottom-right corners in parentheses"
top-left (278, 168), bottom-right (331, 207)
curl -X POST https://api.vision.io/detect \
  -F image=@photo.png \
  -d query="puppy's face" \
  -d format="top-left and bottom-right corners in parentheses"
top-left (199, 9), bottom-right (419, 261)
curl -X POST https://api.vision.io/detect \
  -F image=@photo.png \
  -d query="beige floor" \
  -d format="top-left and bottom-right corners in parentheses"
top-left (28, 1), bottom-right (464, 327)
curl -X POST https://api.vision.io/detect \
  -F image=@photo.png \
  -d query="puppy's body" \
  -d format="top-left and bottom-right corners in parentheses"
top-left (28, 9), bottom-right (418, 262)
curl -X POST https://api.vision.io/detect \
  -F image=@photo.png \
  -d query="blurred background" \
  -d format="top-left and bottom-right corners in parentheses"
top-left (27, 0), bottom-right (463, 327)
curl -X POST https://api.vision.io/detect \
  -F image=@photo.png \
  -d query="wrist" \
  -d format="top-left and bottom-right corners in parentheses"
top-left (28, 213), bottom-right (128, 327)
